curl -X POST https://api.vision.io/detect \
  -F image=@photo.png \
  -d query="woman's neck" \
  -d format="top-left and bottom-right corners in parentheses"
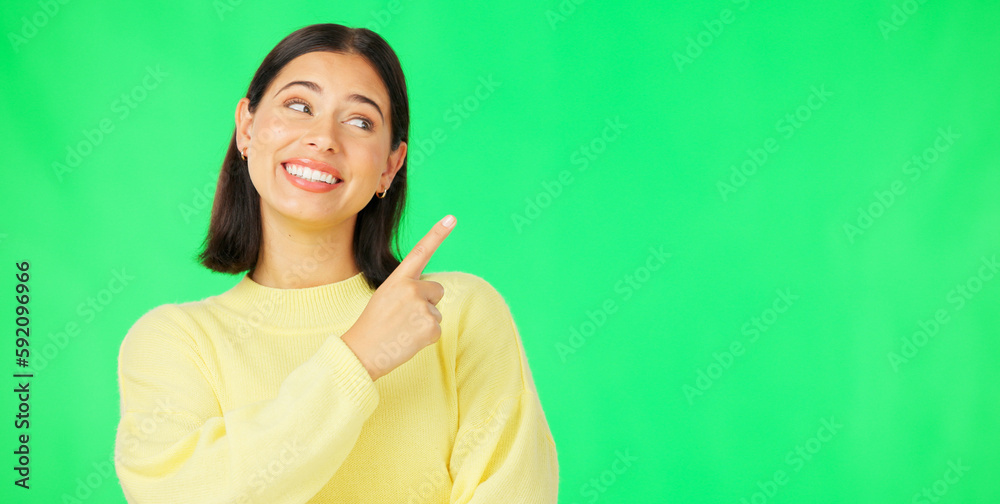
top-left (251, 212), bottom-right (360, 289)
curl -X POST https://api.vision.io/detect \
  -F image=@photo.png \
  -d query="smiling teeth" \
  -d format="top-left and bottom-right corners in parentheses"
top-left (284, 164), bottom-right (340, 184)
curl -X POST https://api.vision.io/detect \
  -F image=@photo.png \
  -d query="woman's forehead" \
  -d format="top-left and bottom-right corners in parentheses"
top-left (270, 51), bottom-right (389, 103)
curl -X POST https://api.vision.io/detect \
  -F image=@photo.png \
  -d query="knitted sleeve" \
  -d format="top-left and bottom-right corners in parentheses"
top-left (447, 276), bottom-right (559, 503)
top-left (114, 305), bottom-right (378, 504)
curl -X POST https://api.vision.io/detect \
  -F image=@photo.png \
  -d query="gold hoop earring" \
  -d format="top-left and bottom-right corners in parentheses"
top-left (376, 186), bottom-right (388, 199)
top-left (240, 147), bottom-right (247, 161)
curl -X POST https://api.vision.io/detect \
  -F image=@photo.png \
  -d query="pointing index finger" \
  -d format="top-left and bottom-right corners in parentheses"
top-left (394, 215), bottom-right (457, 280)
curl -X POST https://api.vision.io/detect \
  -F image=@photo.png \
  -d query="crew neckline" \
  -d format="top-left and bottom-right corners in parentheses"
top-left (210, 271), bottom-right (375, 329)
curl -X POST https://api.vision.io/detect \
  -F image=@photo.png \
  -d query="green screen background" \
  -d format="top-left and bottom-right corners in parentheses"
top-left (2, 0), bottom-right (998, 502)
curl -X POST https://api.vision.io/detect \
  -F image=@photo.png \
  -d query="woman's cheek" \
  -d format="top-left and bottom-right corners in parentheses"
top-left (255, 114), bottom-right (290, 146)
top-left (363, 146), bottom-right (386, 175)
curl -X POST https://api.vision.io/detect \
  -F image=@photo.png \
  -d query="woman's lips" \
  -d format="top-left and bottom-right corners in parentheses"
top-left (281, 163), bottom-right (342, 193)
top-left (280, 157), bottom-right (344, 180)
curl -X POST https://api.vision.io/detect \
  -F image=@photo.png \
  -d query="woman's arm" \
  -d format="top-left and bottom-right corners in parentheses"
top-left (447, 277), bottom-right (559, 503)
top-left (114, 305), bottom-right (378, 504)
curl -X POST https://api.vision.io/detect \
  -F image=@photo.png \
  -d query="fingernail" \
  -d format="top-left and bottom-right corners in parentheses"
top-left (442, 215), bottom-right (456, 228)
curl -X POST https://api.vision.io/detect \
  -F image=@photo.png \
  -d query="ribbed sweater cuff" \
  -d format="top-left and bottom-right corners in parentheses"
top-left (312, 335), bottom-right (380, 416)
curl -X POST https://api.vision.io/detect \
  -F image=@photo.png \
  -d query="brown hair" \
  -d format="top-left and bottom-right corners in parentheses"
top-left (197, 23), bottom-right (409, 290)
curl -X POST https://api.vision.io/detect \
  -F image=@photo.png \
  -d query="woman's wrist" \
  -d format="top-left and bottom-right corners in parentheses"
top-left (340, 329), bottom-right (381, 382)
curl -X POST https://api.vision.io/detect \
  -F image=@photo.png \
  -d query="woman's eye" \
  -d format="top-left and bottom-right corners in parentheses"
top-left (347, 117), bottom-right (374, 131)
top-left (285, 99), bottom-right (311, 114)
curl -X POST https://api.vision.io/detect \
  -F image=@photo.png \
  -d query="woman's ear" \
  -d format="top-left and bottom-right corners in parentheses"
top-left (235, 97), bottom-right (253, 152)
top-left (380, 141), bottom-right (407, 189)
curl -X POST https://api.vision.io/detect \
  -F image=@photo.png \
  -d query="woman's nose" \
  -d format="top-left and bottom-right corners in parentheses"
top-left (303, 113), bottom-right (341, 153)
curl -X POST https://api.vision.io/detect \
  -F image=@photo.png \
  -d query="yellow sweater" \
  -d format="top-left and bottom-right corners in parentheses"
top-left (114, 271), bottom-right (558, 503)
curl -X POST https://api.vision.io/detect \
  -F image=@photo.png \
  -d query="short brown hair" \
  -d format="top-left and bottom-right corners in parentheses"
top-left (197, 23), bottom-right (409, 290)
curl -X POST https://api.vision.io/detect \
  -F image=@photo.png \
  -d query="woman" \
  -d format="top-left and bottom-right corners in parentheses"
top-left (114, 23), bottom-right (558, 503)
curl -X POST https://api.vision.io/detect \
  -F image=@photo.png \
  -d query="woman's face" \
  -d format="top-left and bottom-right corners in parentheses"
top-left (235, 51), bottom-right (405, 230)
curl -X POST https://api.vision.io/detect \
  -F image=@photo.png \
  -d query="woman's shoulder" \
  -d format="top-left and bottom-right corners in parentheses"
top-left (420, 270), bottom-right (489, 288)
top-left (420, 270), bottom-right (499, 297)
top-left (129, 298), bottom-right (212, 329)
top-left (419, 271), bottom-right (513, 319)
top-left (121, 299), bottom-right (216, 351)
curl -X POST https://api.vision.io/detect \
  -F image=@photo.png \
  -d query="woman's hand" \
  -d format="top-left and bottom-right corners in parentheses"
top-left (341, 215), bottom-right (457, 381)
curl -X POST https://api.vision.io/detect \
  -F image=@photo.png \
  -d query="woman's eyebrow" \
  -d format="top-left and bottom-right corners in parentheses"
top-left (274, 80), bottom-right (384, 121)
top-left (275, 80), bottom-right (323, 96)
top-left (347, 93), bottom-right (384, 122)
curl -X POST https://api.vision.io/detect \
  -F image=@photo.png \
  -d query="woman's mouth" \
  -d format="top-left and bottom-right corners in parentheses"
top-left (281, 163), bottom-right (343, 193)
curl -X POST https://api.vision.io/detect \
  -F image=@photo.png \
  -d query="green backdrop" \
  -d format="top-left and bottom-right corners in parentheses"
top-left (2, 0), bottom-right (998, 502)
